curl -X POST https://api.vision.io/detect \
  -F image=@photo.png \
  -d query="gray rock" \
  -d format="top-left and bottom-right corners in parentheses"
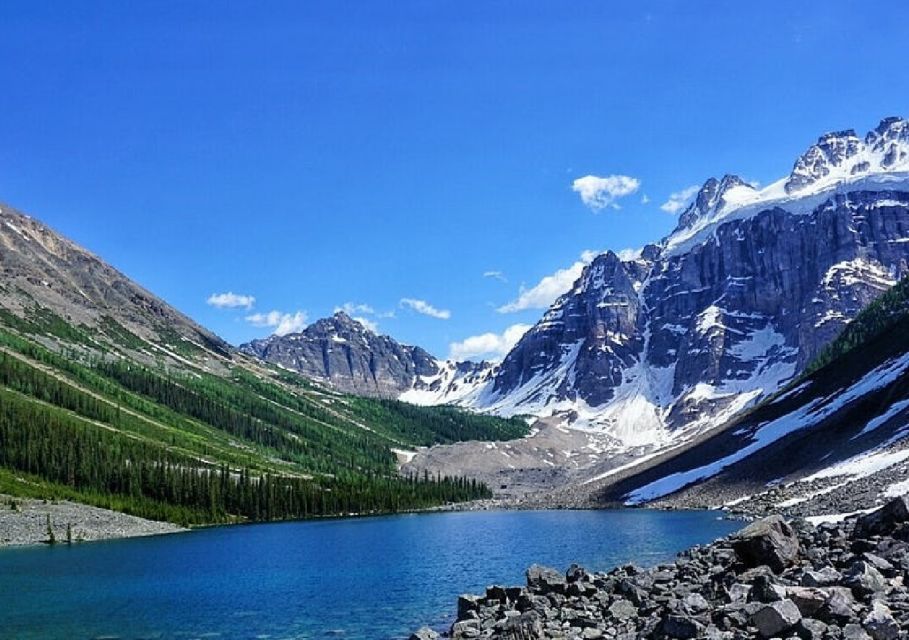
top-left (409, 627), bottom-right (440, 640)
top-left (457, 594), bottom-right (481, 620)
top-left (608, 599), bottom-right (637, 620)
top-left (801, 567), bottom-right (842, 587)
top-left (862, 601), bottom-right (899, 640)
top-left (661, 614), bottom-right (704, 639)
top-left (843, 561), bottom-right (887, 595)
top-left (784, 587), bottom-right (827, 617)
top-left (682, 592), bottom-right (709, 613)
top-left (795, 618), bottom-right (827, 640)
top-left (751, 599), bottom-right (802, 638)
top-left (854, 497), bottom-right (909, 539)
top-left (733, 516), bottom-right (801, 573)
top-left (843, 623), bottom-right (872, 640)
top-left (526, 564), bottom-right (566, 594)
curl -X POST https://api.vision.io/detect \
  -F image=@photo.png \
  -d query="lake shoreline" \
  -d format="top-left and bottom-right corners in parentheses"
top-left (0, 494), bottom-right (186, 548)
top-left (415, 497), bottom-right (909, 640)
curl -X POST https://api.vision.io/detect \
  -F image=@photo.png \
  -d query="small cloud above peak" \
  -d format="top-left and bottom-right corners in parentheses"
top-left (660, 185), bottom-right (700, 214)
top-left (400, 298), bottom-right (451, 320)
top-left (207, 291), bottom-right (255, 310)
top-left (245, 310), bottom-right (308, 336)
top-left (571, 174), bottom-right (640, 211)
top-left (334, 302), bottom-right (375, 316)
top-left (497, 250), bottom-right (598, 313)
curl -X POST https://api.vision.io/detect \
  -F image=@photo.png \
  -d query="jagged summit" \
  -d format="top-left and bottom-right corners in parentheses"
top-left (676, 174), bottom-right (757, 231)
top-left (240, 311), bottom-right (441, 397)
top-left (785, 116), bottom-right (909, 194)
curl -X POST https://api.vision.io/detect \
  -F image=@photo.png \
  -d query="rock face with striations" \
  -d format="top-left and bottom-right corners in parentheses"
top-left (0, 203), bottom-right (230, 358)
top-left (239, 311), bottom-right (442, 397)
top-left (468, 117), bottom-right (909, 446)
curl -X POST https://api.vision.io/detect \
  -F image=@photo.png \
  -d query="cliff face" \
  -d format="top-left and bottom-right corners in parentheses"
top-left (0, 204), bottom-right (230, 358)
top-left (471, 118), bottom-right (909, 446)
top-left (240, 311), bottom-right (441, 397)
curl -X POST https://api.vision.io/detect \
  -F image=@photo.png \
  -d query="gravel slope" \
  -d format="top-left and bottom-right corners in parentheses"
top-left (0, 495), bottom-right (185, 547)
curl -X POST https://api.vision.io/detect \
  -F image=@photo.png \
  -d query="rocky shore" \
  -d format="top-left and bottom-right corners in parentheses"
top-left (0, 495), bottom-right (185, 547)
top-left (412, 497), bottom-right (909, 639)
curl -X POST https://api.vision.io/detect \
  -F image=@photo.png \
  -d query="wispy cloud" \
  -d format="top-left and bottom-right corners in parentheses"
top-left (335, 302), bottom-right (375, 316)
top-left (616, 247), bottom-right (643, 261)
top-left (483, 270), bottom-right (507, 283)
top-left (448, 324), bottom-right (532, 362)
top-left (245, 310), bottom-right (308, 336)
top-left (400, 298), bottom-right (451, 320)
top-left (207, 291), bottom-right (255, 310)
top-left (353, 316), bottom-right (379, 333)
top-left (497, 250), bottom-right (597, 313)
top-left (571, 174), bottom-right (640, 211)
top-left (660, 185), bottom-right (700, 214)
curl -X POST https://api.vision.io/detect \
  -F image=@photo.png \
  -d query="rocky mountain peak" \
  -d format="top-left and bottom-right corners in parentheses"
top-left (309, 310), bottom-right (371, 336)
top-left (676, 174), bottom-right (755, 231)
top-left (239, 311), bottom-right (441, 397)
top-left (786, 117), bottom-right (909, 194)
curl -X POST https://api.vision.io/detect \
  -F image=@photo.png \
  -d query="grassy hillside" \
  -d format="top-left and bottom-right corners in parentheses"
top-left (807, 275), bottom-right (909, 373)
top-left (0, 307), bottom-right (528, 526)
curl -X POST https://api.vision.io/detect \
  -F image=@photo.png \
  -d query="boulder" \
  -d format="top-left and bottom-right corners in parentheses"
top-left (854, 497), bottom-right (909, 539)
top-left (450, 619), bottom-right (480, 639)
top-left (457, 594), bottom-right (481, 620)
top-left (660, 614), bottom-right (704, 639)
top-left (784, 587), bottom-right (827, 617)
top-left (750, 599), bottom-right (802, 638)
top-left (862, 601), bottom-right (899, 640)
top-left (816, 587), bottom-right (856, 623)
top-left (526, 564), bottom-right (566, 594)
top-left (843, 561), bottom-right (887, 595)
top-left (732, 516), bottom-right (800, 573)
top-left (843, 623), bottom-right (872, 640)
top-left (800, 567), bottom-right (842, 587)
top-left (795, 618), bottom-right (828, 640)
top-left (682, 592), bottom-right (709, 613)
top-left (608, 599), bottom-right (637, 620)
top-left (409, 627), bottom-right (440, 640)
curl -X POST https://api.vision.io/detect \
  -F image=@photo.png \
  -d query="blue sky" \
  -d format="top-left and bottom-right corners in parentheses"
top-left (1, 1), bottom-right (908, 359)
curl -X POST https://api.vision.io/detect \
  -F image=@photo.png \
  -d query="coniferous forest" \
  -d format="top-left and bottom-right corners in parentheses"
top-left (0, 313), bottom-right (522, 526)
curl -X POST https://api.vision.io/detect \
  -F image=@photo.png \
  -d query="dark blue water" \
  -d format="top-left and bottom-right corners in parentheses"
top-left (0, 509), bottom-right (738, 640)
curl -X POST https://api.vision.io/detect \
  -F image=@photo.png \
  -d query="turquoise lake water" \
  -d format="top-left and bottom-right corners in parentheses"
top-left (0, 509), bottom-right (739, 639)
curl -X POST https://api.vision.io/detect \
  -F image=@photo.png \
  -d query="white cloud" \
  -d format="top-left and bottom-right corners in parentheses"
top-left (353, 316), bottom-right (379, 333)
top-left (400, 298), bottom-right (451, 320)
top-left (448, 323), bottom-right (532, 362)
top-left (245, 310), bottom-right (308, 336)
top-left (660, 185), bottom-right (700, 214)
top-left (483, 270), bottom-right (507, 283)
top-left (641, 194), bottom-right (650, 204)
top-left (207, 291), bottom-right (255, 310)
top-left (571, 174), bottom-right (640, 211)
top-left (497, 250), bottom-right (597, 313)
top-left (616, 247), bottom-right (643, 261)
top-left (335, 302), bottom-right (375, 316)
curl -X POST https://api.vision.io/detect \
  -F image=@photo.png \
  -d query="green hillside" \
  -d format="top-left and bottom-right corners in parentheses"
top-left (0, 307), bottom-right (528, 526)
top-left (808, 275), bottom-right (909, 374)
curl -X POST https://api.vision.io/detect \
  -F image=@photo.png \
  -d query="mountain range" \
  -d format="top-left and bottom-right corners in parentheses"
top-left (246, 117), bottom-right (909, 459)
top-left (3, 116), bottom-right (909, 523)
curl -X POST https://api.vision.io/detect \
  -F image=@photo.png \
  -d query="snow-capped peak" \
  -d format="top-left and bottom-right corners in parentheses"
top-left (786, 117), bottom-right (909, 194)
top-left (676, 174), bottom-right (758, 231)
top-left (662, 117), bottom-right (909, 257)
